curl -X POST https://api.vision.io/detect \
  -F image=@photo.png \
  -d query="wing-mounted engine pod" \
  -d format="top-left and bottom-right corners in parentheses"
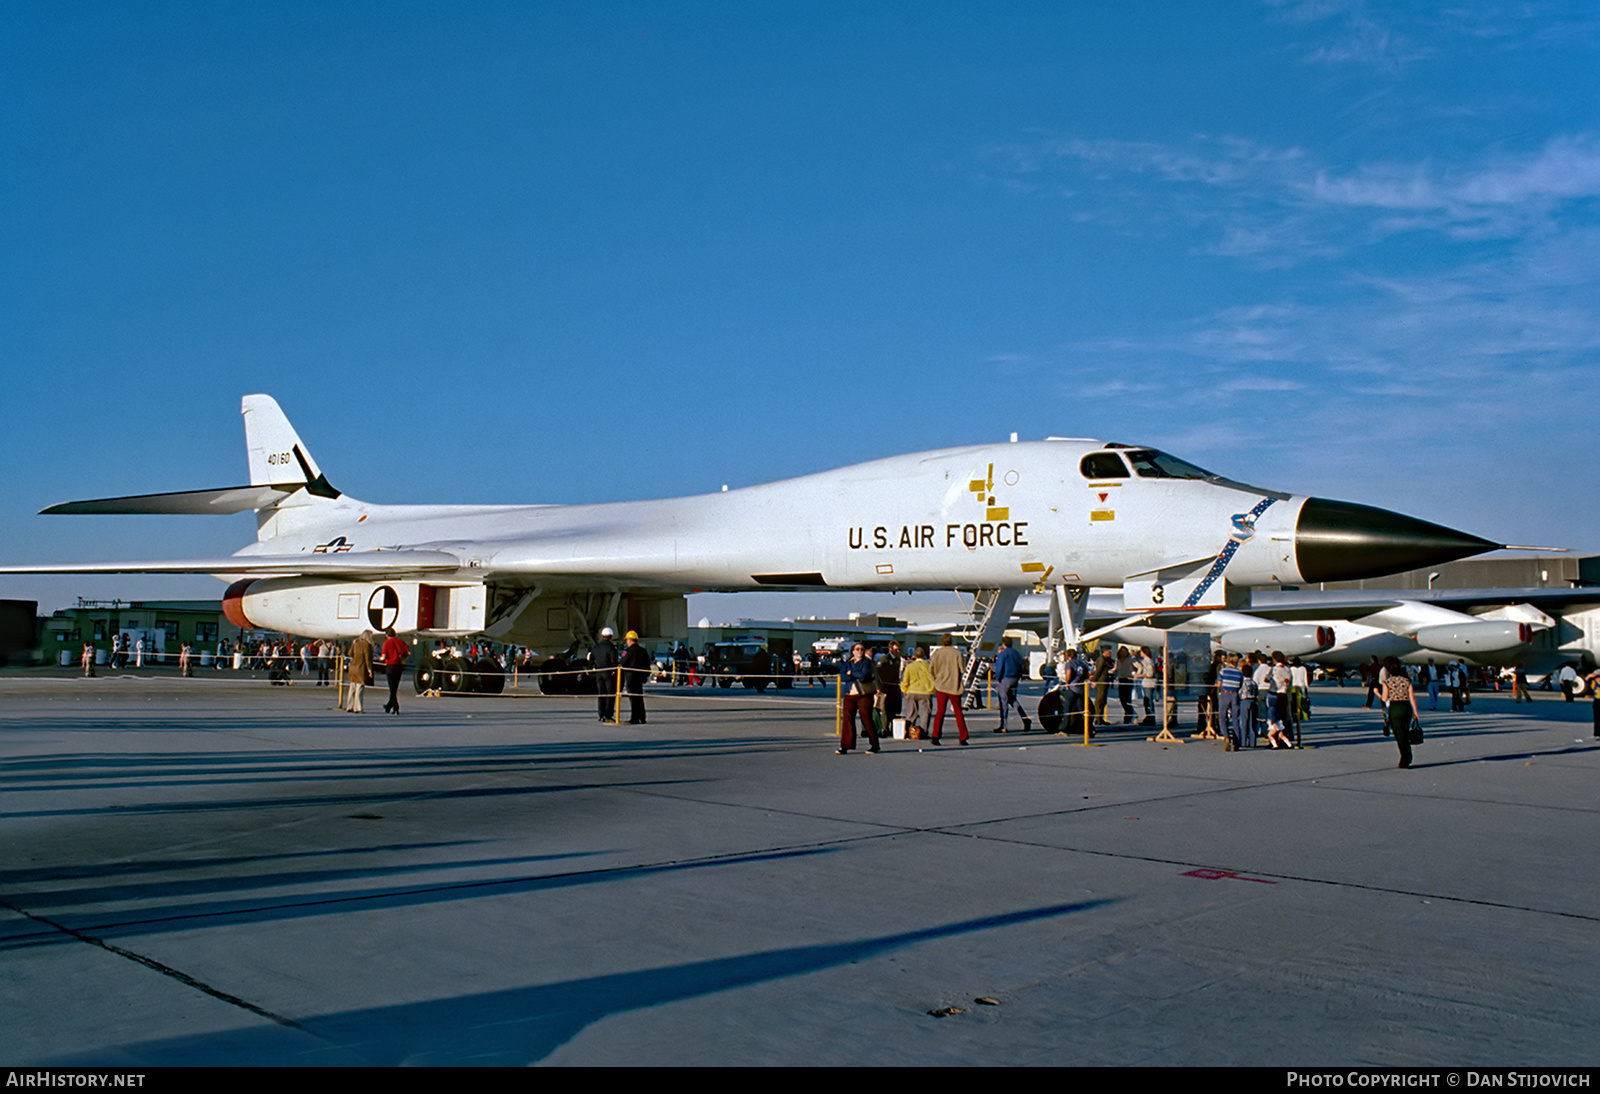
top-left (220, 577), bottom-right (487, 639)
top-left (1412, 620), bottom-right (1536, 655)
top-left (223, 579), bottom-right (259, 630)
top-left (1217, 623), bottom-right (1337, 658)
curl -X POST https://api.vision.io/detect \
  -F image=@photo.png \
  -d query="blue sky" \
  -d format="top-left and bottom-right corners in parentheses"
top-left (3, 1), bottom-right (1597, 616)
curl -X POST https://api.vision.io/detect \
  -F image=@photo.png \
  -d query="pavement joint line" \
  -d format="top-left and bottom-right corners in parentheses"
top-left (409, 769), bottom-right (1597, 925)
top-left (921, 770), bottom-right (1352, 828)
top-left (1285, 780), bottom-right (1600, 815)
top-left (912, 827), bottom-right (1600, 924)
top-left (0, 896), bottom-right (309, 1031)
top-left (937, 748), bottom-right (1600, 828)
top-left (51, 734), bottom-right (1578, 930)
top-left (600, 778), bottom-right (959, 833)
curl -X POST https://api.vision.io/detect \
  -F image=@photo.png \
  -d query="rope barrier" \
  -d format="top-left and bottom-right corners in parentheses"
top-left (212, 648), bottom-right (1329, 748)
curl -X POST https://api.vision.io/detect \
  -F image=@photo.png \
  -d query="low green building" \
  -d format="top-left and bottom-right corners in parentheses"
top-left (41, 599), bottom-right (244, 666)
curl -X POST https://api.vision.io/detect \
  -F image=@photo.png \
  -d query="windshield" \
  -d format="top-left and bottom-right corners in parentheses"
top-left (1121, 448), bottom-right (1215, 480)
top-left (1102, 444), bottom-right (1291, 499)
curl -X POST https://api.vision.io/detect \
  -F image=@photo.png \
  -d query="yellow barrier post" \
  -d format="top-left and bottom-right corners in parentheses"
top-left (1149, 631), bottom-right (1183, 744)
top-left (1072, 652), bottom-right (1100, 746)
top-left (1192, 670), bottom-right (1223, 740)
top-left (1083, 669), bottom-right (1093, 744)
top-left (835, 672), bottom-right (843, 742)
top-left (613, 667), bottom-right (623, 726)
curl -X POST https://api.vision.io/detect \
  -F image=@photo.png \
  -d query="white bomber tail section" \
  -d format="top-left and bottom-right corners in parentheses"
top-left (242, 394), bottom-right (335, 493)
top-left (240, 394), bottom-right (350, 541)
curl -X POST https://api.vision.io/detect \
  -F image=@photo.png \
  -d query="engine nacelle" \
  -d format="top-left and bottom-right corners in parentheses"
top-left (1411, 620), bottom-right (1533, 655)
top-left (1216, 624), bottom-right (1336, 658)
top-left (223, 578), bottom-right (487, 638)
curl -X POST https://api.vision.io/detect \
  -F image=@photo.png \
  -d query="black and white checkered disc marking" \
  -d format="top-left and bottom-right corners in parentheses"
top-left (367, 585), bottom-right (400, 631)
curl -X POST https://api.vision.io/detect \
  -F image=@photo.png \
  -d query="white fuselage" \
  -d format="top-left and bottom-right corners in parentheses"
top-left (241, 440), bottom-right (1305, 594)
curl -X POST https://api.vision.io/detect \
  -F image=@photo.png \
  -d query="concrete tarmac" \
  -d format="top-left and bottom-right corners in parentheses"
top-left (2, 672), bottom-right (1597, 1066)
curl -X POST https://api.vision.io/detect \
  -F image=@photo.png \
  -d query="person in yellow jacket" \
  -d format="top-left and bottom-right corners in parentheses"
top-left (901, 645), bottom-right (935, 739)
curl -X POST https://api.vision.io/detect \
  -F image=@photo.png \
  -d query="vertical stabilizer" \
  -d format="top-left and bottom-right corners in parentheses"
top-left (241, 395), bottom-right (340, 498)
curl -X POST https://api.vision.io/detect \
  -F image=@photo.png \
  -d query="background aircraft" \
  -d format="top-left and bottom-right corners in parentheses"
top-left (1009, 586), bottom-right (1599, 677)
top-left (1, 396), bottom-right (1499, 660)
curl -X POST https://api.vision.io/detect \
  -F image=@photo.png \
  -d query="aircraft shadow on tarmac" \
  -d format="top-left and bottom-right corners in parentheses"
top-left (0, 846), bottom-right (604, 939)
top-left (1257, 704), bottom-right (1588, 748)
top-left (2, 846), bottom-right (845, 951)
top-left (1388, 742), bottom-right (1600, 770)
top-left (0, 734), bottom-right (796, 820)
top-left (0, 728), bottom-right (799, 773)
top-left (0, 773), bottom-right (709, 821)
top-left (52, 898), bottom-right (1114, 1066)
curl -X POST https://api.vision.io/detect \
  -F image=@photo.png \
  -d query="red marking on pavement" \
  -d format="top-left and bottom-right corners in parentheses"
top-left (1181, 868), bottom-right (1277, 884)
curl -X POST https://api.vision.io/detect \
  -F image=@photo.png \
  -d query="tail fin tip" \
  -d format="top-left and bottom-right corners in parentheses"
top-left (241, 394), bottom-right (340, 499)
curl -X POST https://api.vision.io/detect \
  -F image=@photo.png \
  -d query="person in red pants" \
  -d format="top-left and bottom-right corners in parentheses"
top-left (929, 634), bottom-right (969, 746)
top-left (837, 643), bottom-right (880, 754)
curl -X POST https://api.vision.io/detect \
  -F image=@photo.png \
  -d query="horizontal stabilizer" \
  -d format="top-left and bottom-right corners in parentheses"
top-left (41, 485), bottom-right (298, 516)
top-left (0, 550), bottom-right (461, 577)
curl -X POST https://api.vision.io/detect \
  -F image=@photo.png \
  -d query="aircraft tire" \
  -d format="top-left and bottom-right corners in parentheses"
top-left (474, 659), bottom-right (505, 695)
top-left (718, 676), bottom-right (733, 689)
top-left (439, 656), bottom-right (471, 694)
top-left (414, 655), bottom-right (438, 693)
top-left (537, 657), bottom-right (568, 695)
top-left (1036, 689), bottom-right (1064, 733)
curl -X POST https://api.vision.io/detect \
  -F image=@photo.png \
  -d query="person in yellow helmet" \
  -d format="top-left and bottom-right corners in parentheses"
top-left (619, 629), bottom-right (651, 724)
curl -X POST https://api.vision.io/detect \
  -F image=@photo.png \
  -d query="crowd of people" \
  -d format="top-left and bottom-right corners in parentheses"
top-left (794, 634), bottom-right (1178, 753)
top-left (73, 623), bottom-right (1600, 755)
top-left (824, 637), bottom-right (1600, 764)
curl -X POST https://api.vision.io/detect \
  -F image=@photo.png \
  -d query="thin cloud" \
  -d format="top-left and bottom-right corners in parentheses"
top-left (1260, 1), bottom-right (1596, 73)
top-left (1307, 135), bottom-right (1600, 223)
top-left (1038, 245), bottom-right (1600, 445)
top-left (1264, 0), bottom-right (1433, 72)
top-left (985, 132), bottom-right (1600, 260)
top-left (1218, 376), bottom-right (1305, 391)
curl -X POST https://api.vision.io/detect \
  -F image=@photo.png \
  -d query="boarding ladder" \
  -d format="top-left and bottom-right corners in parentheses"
top-left (960, 587), bottom-right (1024, 708)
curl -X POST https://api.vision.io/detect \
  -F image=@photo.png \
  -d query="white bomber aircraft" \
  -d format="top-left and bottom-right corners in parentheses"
top-left (2, 395), bottom-right (1500, 652)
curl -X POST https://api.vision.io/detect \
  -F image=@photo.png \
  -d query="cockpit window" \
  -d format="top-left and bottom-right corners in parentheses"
top-left (1122, 449), bottom-right (1216, 480)
top-left (1080, 452), bottom-right (1129, 479)
top-left (1099, 442), bottom-right (1293, 500)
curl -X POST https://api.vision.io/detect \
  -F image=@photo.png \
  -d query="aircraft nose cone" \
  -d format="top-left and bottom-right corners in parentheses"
top-left (1295, 498), bottom-right (1498, 584)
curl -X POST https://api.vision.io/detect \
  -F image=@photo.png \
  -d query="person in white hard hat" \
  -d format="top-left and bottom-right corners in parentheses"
top-left (591, 627), bottom-right (619, 723)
